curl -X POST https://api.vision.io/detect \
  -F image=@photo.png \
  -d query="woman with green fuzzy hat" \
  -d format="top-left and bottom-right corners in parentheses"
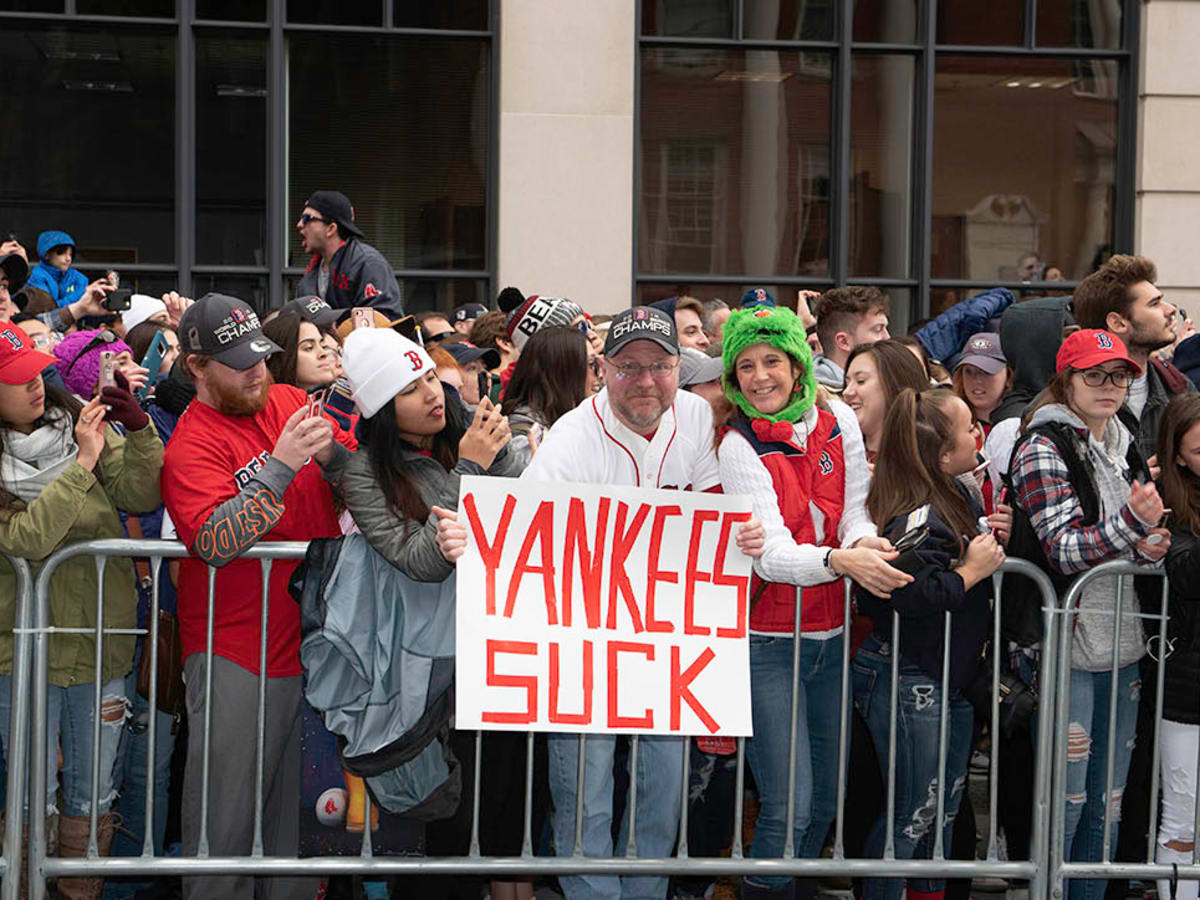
top-left (714, 305), bottom-right (912, 899)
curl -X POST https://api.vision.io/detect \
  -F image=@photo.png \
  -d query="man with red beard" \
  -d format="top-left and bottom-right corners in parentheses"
top-left (162, 293), bottom-right (354, 900)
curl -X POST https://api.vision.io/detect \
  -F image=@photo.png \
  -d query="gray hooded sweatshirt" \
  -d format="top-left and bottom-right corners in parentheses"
top-left (1023, 403), bottom-right (1148, 672)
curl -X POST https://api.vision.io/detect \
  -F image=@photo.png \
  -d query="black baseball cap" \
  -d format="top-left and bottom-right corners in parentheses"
top-left (283, 294), bottom-right (340, 327)
top-left (179, 293), bottom-right (282, 371)
top-left (0, 253), bottom-right (28, 293)
top-left (445, 341), bottom-right (501, 370)
top-left (452, 302), bottom-right (488, 324)
top-left (604, 306), bottom-right (679, 357)
top-left (304, 190), bottom-right (364, 238)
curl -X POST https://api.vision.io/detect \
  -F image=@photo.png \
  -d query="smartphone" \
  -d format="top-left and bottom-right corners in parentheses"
top-left (352, 307), bottom-right (374, 330)
top-left (103, 288), bottom-right (133, 312)
top-left (136, 331), bottom-right (169, 400)
top-left (98, 351), bottom-right (117, 391)
top-left (306, 385), bottom-right (330, 419)
top-left (476, 370), bottom-right (489, 403)
top-left (106, 269), bottom-right (120, 288)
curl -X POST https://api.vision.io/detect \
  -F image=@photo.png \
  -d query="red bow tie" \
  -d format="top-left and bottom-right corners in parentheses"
top-left (751, 417), bottom-right (794, 443)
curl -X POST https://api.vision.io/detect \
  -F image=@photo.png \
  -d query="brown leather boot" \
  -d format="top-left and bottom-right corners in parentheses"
top-left (55, 813), bottom-right (115, 900)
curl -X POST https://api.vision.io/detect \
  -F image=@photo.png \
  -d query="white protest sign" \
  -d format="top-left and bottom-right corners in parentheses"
top-left (455, 476), bottom-right (754, 736)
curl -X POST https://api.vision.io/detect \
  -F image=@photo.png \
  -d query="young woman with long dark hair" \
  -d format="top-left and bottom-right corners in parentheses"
top-left (0, 324), bottom-right (163, 898)
top-left (500, 325), bottom-right (599, 466)
top-left (842, 340), bottom-right (931, 461)
top-left (339, 327), bottom-right (543, 900)
top-left (856, 386), bottom-right (1005, 900)
top-left (262, 311), bottom-right (338, 393)
top-left (1149, 394), bottom-right (1200, 900)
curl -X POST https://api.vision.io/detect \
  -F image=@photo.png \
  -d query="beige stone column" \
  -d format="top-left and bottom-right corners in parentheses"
top-left (497, 1), bottom-right (637, 315)
top-left (1136, 0), bottom-right (1200, 311)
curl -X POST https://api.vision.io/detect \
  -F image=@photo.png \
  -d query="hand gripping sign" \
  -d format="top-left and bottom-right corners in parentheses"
top-left (456, 476), bottom-right (753, 736)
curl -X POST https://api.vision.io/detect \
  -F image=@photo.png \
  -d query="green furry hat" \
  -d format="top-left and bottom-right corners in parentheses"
top-left (721, 306), bottom-right (818, 423)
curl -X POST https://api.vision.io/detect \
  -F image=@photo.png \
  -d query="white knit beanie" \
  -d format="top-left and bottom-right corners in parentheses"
top-left (342, 328), bottom-right (435, 418)
top-left (121, 294), bottom-right (168, 333)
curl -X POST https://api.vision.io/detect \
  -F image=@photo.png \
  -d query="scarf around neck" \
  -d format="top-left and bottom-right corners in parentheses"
top-left (1, 408), bottom-right (82, 503)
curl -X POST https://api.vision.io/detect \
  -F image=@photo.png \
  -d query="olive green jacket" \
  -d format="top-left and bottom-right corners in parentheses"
top-left (0, 424), bottom-right (163, 687)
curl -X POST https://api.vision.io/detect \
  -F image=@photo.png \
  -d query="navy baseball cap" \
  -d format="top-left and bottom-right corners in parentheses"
top-left (452, 302), bottom-right (488, 324)
top-left (282, 294), bottom-right (341, 327)
top-left (445, 341), bottom-right (501, 370)
top-left (740, 287), bottom-right (777, 309)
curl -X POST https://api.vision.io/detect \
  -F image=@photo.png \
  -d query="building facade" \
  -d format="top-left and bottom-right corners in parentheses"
top-left (0, 0), bottom-right (1194, 328)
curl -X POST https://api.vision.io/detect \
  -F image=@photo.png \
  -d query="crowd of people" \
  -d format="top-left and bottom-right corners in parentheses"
top-left (0, 195), bottom-right (1199, 900)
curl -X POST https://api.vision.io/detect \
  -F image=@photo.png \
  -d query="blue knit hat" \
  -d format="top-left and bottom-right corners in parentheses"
top-left (36, 230), bottom-right (75, 261)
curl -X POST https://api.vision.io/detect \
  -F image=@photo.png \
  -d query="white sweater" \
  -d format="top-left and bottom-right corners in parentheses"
top-left (717, 399), bottom-right (877, 589)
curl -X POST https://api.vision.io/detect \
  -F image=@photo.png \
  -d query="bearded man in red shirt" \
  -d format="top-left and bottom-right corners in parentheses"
top-left (163, 293), bottom-right (354, 900)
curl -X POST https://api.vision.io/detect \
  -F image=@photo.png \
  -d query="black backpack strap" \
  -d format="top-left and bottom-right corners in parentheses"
top-left (1005, 421), bottom-right (1100, 526)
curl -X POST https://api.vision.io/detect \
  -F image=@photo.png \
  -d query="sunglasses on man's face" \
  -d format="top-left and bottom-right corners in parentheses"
top-left (298, 213), bottom-right (331, 227)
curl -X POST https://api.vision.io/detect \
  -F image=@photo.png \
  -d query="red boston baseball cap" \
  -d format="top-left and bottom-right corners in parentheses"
top-left (1055, 328), bottom-right (1142, 376)
top-left (0, 324), bottom-right (57, 386)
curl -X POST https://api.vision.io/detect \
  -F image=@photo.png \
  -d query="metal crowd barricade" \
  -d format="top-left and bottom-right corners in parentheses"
top-left (1050, 562), bottom-right (1199, 898)
top-left (17, 540), bottom-right (1063, 896)
top-left (0, 553), bottom-right (31, 900)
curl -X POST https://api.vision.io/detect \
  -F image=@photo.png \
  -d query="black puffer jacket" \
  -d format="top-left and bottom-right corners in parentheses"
top-left (1160, 528), bottom-right (1200, 725)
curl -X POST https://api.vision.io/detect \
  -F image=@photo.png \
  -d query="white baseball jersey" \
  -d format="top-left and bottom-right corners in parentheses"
top-left (521, 388), bottom-right (721, 492)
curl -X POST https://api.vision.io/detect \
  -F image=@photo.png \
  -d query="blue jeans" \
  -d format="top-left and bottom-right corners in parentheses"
top-left (0, 674), bottom-right (127, 817)
top-left (547, 733), bottom-right (683, 900)
top-left (102, 644), bottom-right (178, 899)
top-left (744, 633), bottom-right (844, 890)
top-left (852, 641), bottom-right (973, 900)
top-left (1062, 663), bottom-right (1140, 900)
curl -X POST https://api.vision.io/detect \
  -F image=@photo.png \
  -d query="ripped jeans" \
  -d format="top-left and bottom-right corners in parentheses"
top-left (1062, 663), bottom-right (1140, 900)
top-left (0, 675), bottom-right (127, 818)
top-left (852, 639), bottom-right (973, 900)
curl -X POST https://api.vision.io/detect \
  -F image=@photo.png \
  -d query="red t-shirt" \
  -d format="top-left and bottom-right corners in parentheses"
top-left (162, 384), bottom-right (355, 676)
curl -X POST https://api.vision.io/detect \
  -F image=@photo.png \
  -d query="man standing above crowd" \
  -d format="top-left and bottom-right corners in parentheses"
top-left (811, 285), bottom-right (891, 389)
top-left (296, 190), bottom-right (403, 316)
top-left (517, 306), bottom-right (764, 900)
top-left (162, 293), bottom-right (354, 900)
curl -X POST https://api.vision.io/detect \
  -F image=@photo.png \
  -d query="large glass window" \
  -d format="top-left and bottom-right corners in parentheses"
top-left (0, 5), bottom-right (495, 315)
top-left (195, 33), bottom-right (267, 267)
top-left (286, 34), bottom-right (489, 275)
top-left (931, 55), bottom-right (1118, 285)
top-left (638, 0), bottom-right (1136, 325)
top-left (0, 24), bottom-right (176, 273)
top-left (639, 47), bottom-right (833, 278)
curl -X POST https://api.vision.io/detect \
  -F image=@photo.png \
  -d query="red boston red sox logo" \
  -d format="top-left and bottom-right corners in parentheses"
top-left (231, 307), bottom-right (248, 324)
top-left (363, 283), bottom-right (381, 299)
top-left (1096, 332), bottom-right (1113, 350)
top-left (405, 350), bottom-right (424, 371)
top-left (0, 329), bottom-right (23, 351)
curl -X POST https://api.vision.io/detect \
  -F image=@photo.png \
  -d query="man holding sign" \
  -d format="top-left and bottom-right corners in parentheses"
top-left (518, 306), bottom-right (764, 899)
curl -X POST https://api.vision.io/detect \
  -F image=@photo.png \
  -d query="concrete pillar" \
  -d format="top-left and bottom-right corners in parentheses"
top-left (497, 0), bottom-right (637, 315)
top-left (1135, 0), bottom-right (1200, 310)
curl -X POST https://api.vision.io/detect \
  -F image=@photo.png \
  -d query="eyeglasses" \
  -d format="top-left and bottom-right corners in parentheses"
top-left (609, 359), bottom-right (679, 380)
top-left (1078, 368), bottom-right (1135, 388)
top-left (64, 329), bottom-right (116, 375)
top-left (298, 213), bottom-right (330, 226)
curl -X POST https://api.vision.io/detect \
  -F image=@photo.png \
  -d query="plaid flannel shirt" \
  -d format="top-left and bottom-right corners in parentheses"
top-left (1012, 428), bottom-right (1150, 575)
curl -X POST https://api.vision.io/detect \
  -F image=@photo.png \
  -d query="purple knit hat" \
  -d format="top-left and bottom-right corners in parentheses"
top-left (53, 329), bottom-right (132, 397)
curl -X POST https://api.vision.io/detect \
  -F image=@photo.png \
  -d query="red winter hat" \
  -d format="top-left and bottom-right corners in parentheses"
top-left (1055, 329), bottom-right (1142, 376)
top-left (0, 324), bottom-right (57, 386)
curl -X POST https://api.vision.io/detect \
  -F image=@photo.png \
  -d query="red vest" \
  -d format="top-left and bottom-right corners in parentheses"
top-left (730, 409), bottom-right (847, 634)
